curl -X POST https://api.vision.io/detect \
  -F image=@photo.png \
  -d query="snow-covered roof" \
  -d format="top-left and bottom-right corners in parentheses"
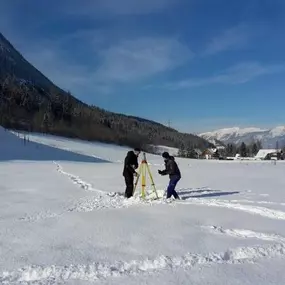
top-left (255, 149), bottom-right (279, 158)
top-left (216, 145), bottom-right (226, 149)
top-left (203, 149), bottom-right (213, 154)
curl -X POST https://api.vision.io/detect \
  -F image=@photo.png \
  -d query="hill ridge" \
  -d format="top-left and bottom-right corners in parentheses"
top-left (199, 126), bottom-right (285, 148)
top-left (0, 32), bottom-right (213, 151)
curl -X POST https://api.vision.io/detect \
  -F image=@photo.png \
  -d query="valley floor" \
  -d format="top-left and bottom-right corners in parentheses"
top-left (1, 131), bottom-right (285, 284)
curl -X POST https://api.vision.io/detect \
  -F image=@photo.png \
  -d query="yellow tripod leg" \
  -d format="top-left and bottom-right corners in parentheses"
top-left (141, 163), bottom-right (146, 199)
top-left (146, 163), bottom-right (159, 199)
top-left (133, 164), bottom-right (142, 196)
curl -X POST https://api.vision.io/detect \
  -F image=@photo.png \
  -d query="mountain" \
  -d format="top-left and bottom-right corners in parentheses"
top-left (199, 126), bottom-right (285, 148)
top-left (0, 32), bottom-right (213, 151)
top-left (0, 33), bottom-right (57, 90)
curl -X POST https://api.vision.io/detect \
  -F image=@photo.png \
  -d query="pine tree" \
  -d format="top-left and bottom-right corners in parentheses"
top-left (226, 144), bottom-right (231, 156)
top-left (178, 144), bottom-right (185, 157)
top-left (188, 149), bottom-right (198, 159)
top-left (226, 143), bottom-right (234, 156)
top-left (251, 143), bottom-right (258, 156)
top-left (256, 140), bottom-right (262, 150)
top-left (186, 144), bottom-right (192, 158)
top-left (240, 142), bottom-right (247, 157)
top-left (42, 112), bottom-right (50, 133)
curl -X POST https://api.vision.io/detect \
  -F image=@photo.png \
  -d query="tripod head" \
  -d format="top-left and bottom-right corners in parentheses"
top-left (141, 152), bottom-right (147, 163)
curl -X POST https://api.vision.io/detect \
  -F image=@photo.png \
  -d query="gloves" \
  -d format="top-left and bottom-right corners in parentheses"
top-left (134, 172), bottom-right (139, 177)
top-left (158, 170), bottom-right (163, 175)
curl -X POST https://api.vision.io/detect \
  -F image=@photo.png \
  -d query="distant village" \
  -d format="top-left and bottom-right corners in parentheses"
top-left (186, 147), bottom-right (284, 161)
top-left (173, 142), bottom-right (285, 161)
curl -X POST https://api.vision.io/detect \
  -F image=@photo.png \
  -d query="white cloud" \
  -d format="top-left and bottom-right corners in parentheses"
top-left (18, 34), bottom-right (193, 95)
top-left (166, 62), bottom-right (285, 89)
top-left (95, 38), bottom-right (193, 82)
top-left (21, 47), bottom-right (87, 92)
top-left (176, 118), bottom-right (277, 134)
top-left (204, 24), bottom-right (254, 55)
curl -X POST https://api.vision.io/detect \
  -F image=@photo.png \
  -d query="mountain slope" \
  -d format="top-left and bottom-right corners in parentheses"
top-left (199, 126), bottom-right (285, 148)
top-left (0, 32), bottom-right (213, 151)
top-left (0, 33), bottom-right (57, 90)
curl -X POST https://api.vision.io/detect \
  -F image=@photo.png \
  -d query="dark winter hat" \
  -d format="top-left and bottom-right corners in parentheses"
top-left (162, 152), bottom-right (170, 158)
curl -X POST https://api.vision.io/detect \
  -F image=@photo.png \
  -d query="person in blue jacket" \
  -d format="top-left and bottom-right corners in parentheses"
top-left (158, 152), bottom-right (181, 199)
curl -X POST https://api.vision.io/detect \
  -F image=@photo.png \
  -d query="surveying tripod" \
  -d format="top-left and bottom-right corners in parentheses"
top-left (133, 152), bottom-right (159, 199)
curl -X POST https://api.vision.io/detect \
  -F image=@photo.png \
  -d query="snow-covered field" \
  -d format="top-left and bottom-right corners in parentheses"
top-left (1, 128), bottom-right (285, 284)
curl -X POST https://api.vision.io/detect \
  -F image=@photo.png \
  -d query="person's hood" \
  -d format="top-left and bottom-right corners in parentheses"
top-left (165, 156), bottom-right (175, 162)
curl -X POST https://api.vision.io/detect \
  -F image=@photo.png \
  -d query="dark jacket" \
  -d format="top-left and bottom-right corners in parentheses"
top-left (123, 151), bottom-right (139, 176)
top-left (160, 156), bottom-right (181, 178)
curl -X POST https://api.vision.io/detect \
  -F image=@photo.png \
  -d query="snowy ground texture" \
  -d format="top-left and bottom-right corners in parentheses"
top-left (1, 128), bottom-right (285, 284)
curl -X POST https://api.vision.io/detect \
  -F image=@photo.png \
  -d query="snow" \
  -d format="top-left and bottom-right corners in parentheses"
top-left (269, 126), bottom-right (285, 138)
top-left (199, 127), bottom-right (266, 141)
top-left (1, 128), bottom-right (285, 284)
top-left (0, 128), bottom-right (105, 163)
top-left (199, 126), bottom-right (285, 148)
top-left (150, 145), bottom-right (179, 156)
top-left (255, 149), bottom-right (279, 159)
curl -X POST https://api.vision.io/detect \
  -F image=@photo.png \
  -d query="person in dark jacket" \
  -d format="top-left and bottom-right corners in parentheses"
top-left (158, 152), bottom-right (181, 199)
top-left (123, 148), bottom-right (141, 198)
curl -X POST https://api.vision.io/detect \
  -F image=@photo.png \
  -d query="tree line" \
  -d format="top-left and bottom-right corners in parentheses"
top-left (224, 141), bottom-right (263, 157)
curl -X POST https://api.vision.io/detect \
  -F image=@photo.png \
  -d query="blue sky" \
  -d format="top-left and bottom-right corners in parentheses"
top-left (1, 0), bottom-right (285, 133)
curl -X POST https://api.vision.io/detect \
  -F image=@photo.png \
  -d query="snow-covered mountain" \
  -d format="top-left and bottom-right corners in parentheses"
top-left (199, 126), bottom-right (285, 148)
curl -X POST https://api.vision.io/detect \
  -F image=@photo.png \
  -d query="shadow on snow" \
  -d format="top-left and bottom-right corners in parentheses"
top-left (177, 188), bottom-right (240, 200)
top-left (0, 128), bottom-right (108, 163)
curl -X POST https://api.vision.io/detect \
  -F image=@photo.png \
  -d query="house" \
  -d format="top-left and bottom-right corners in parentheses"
top-left (202, 148), bottom-right (215, 159)
top-left (255, 149), bottom-right (281, 160)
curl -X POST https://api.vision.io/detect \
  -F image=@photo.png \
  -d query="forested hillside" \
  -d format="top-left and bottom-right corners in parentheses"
top-left (0, 32), bottom-right (213, 150)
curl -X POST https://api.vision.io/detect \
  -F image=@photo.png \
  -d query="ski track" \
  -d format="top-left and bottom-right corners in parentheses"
top-left (19, 163), bottom-right (167, 221)
top-left (176, 198), bottom-right (285, 221)
top-left (203, 226), bottom-right (285, 243)
top-left (230, 199), bottom-right (285, 207)
top-left (22, 197), bottom-right (285, 222)
top-left (1, 243), bottom-right (285, 284)
top-left (54, 161), bottom-right (174, 212)
top-left (19, 163), bottom-right (285, 222)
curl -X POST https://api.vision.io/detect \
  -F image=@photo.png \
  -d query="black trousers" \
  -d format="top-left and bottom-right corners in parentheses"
top-left (124, 173), bottom-right (134, 198)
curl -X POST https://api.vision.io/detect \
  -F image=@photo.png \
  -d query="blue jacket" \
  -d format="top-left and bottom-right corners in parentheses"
top-left (160, 156), bottom-right (181, 179)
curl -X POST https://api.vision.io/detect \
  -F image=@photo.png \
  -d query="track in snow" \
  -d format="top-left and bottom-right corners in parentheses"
top-left (19, 211), bottom-right (59, 222)
top-left (20, 163), bottom-right (285, 221)
top-left (54, 162), bottom-right (104, 193)
top-left (176, 198), bottom-right (285, 221)
top-left (230, 199), bottom-right (285, 207)
top-left (54, 162), bottom-right (172, 211)
top-left (1, 243), bottom-right (285, 284)
top-left (203, 226), bottom-right (285, 243)
top-left (19, 163), bottom-right (167, 221)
